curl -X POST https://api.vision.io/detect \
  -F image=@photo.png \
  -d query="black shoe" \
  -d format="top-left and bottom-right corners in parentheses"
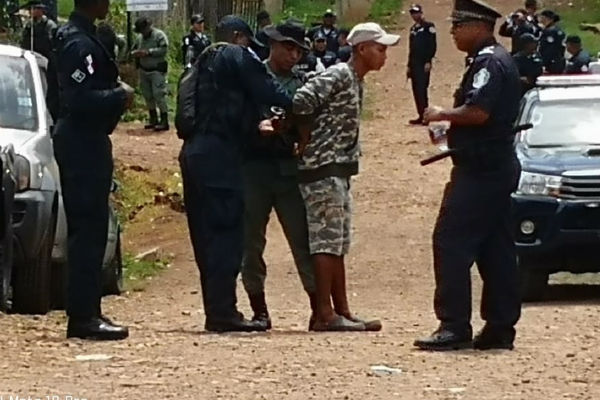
top-left (473, 325), bottom-right (515, 350)
top-left (67, 316), bottom-right (129, 341)
top-left (144, 110), bottom-right (158, 129)
top-left (414, 326), bottom-right (472, 351)
top-left (248, 292), bottom-right (272, 330)
top-left (409, 117), bottom-right (423, 125)
top-left (154, 112), bottom-right (169, 131)
top-left (205, 314), bottom-right (268, 333)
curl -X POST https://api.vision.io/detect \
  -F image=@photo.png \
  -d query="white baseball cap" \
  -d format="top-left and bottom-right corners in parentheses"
top-left (347, 22), bottom-right (400, 46)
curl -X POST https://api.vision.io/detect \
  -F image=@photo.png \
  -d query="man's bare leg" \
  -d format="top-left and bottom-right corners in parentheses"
top-left (331, 256), bottom-right (351, 316)
top-left (312, 254), bottom-right (337, 323)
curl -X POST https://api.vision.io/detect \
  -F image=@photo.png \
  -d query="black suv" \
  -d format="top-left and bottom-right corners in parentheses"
top-left (513, 76), bottom-right (600, 300)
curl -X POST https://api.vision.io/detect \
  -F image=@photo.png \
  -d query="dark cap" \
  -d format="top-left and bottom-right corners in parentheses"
top-left (451, 0), bottom-right (502, 24)
top-left (23, 0), bottom-right (46, 9)
top-left (409, 4), bottom-right (423, 13)
top-left (520, 32), bottom-right (538, 44)
top-left (217, 15), bottom-right (256, 41)
top-left (256, 10), bottom-right (270, 22)
top-left (324, 9), bottom-right (336, 18)
top-left (540, 9), bottom-right (560, 22)
top-left (191, 14), bottom-right (204, 24)
top-left (524, 0), bottom-right (538, 8)
top-left (264, 19), bottom-right (309, 50)
top-left (314, 31), bottom-right (327, 42)
top-left (134, 17), bottom-right (151, 33)
top-left (566, 35), bottom-right (582, 45)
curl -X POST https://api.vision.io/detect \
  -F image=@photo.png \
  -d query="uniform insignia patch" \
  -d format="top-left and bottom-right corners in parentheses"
top-left (547, 36), bottom-right (555, 43)
top-left (85, 54), bottom-right (94, 74)
top-left (472, 68), bottom-right (490, 89)
top-left (71, 69), bottom-right (86, 83)
top-left (478, 46), bottom-right (494, 55)
top-left (429, 26), bottom-right (436, 34)
top-left (184, 38), bottom-right (189, 45)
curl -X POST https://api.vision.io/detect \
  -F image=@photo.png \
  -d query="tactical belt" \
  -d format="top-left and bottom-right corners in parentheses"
top-left (298, 162), bottom-right (359, 183)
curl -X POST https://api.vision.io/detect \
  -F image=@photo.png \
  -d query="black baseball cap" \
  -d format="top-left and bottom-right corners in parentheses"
top-left (409, 4), bottom-right (423, 13)
top-left (218, 15), bottom-right (261, 45)
top-left (566, 35), bottom-right (582, 45)
top-left (191, 14), bottom-right (204, 24)
top-left (540, 9), bottom-right (560, 22)
top-left (264, 19), bottom-right (309, 50)
top-left (520, 32), bottom-right (538, 44)
top-left (323, 9), bottom-right (336, 18)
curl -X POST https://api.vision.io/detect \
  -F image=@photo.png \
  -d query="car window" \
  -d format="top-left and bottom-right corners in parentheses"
top-left (526, 100), bottom-right (600, 147)
top-left (0, 55), bottom-right (38, 131)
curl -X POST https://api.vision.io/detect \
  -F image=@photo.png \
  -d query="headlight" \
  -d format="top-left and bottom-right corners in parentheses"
top-left (14, 155), bottom-right (30, 192)
top-left (517, 172), bottom-right (561, 196)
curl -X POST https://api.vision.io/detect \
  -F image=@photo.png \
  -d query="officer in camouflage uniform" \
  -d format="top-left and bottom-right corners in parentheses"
top-left (241, 19), bottom-right (316, 330)
top-left (293, 22), bottom-right (399, 332)
top-left (132, 17), bottom-right (169, 131)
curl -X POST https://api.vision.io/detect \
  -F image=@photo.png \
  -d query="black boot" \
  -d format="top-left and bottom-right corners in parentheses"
top-left (67, 316), bottom-right (129, 341)
top-left (154, 112), bottom-right (169, 131)
top-left (473, 324), bottom-right (515, 350)
top-left (248, 292), bottom-right (271, 330)
top-left (414, 325), bottom-right (472, 351)
top-left (205, 312), bottom-right (268, 333)
top-left (144, 110), bottom-right (158, 129)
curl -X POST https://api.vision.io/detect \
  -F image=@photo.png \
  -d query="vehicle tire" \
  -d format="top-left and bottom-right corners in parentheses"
top-left (102, 230), bottom-right (123, 296)
top-left (12, 208), bottom-right (56, 314)
top-left (50, 261), bottom-right (67, 310)
top-left (519, 258), bottom-right (549, 302)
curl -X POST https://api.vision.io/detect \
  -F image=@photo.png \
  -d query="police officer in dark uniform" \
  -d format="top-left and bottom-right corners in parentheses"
top-left (179, 15), bottom-right (291, 332)
top-left (406, 4), bottom-right (437, 125)
top-left (524, 0), bottom-right (541, 36)
top-left (539, 10), bottom-right (566, 74)
top-left (295, 38), bottom-right (318, 73)
top-left (308, 31), bottom-right (337, 69)
top-left (336, 28), bottom-right (351, 63)
top-left (20, 0), bottom-right (59, 122)
top-left (54, 0), bottom-right (134, 340)
top-left (307, 9), bottom-right (340, 54)
top-left (254, 10), bottom-right (272, 61)
top-left (565, 35), bottom-right (591, 74)
top-left (498, 9), bottom-right (536, 54)
top-left (513, 33), bottom-right (543, 95)
top-left (181, 14), bottom-right (211, 68)
top-left (415, 0), bottom-right (522, 351)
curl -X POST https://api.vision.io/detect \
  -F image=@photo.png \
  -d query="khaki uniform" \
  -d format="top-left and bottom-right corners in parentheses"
top-left (134, 28), bottom-right (169, 113)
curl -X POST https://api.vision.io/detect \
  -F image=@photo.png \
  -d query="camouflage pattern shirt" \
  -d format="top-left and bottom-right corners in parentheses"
top-left (293, 62), bottom-right (363, 181)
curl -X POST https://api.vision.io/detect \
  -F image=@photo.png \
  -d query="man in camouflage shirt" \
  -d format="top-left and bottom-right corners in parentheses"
top-left (293, 22), bottom-right (399, 332)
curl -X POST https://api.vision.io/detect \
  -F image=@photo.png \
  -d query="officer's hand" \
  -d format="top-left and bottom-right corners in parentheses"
top-left (424, 62), bottom-right (432, 73)
top-left (423, 106), bottom-right (445, 124)
top-left (120, 81), bottom-right (135, 110)
top-left (258, 119), bottom-right (277, 136)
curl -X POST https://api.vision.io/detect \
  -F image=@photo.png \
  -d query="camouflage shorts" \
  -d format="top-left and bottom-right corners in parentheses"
top-left (299, 177), bottom-right (352, 256)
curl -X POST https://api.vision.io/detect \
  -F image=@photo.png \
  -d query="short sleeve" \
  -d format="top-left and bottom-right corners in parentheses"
top-left (463, 57), bottom-right (503, 113)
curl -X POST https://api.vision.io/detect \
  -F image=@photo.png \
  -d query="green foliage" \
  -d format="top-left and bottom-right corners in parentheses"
top-left (369, 0), bottom-right (403, 25)
top-left (552, 0), bottom-right (600, 58)
top-left (57, 0), bottom-right (71, 19)
top-left (275, 0), bottom-right (334, 26)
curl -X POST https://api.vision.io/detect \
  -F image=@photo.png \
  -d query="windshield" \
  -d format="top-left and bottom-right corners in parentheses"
top-left (0, 55), bottom-right (38, 131)
top-left (526, 100), bottom-right (600, 147)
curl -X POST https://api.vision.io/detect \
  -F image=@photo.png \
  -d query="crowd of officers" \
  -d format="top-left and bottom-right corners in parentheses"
top-left (13, 0), bottom-right (596, 352)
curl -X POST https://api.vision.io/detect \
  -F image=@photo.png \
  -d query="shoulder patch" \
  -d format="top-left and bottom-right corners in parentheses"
top-left (478, 46), bottom-right (495, 56)
top-left (546, 35), bottom-right (554, 43)
top-left (472, 68), bottom-right (490, 89)
top-left (429, 26), bottom-right (436, 34)
top-left (71, 69), bottom-right (86, 83)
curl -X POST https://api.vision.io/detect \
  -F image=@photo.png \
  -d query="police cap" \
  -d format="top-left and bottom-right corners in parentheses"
top-left (566, 35), bottom-right (582, 45)
top-left (409, 4), bottom-right (423, 14)
top-left (264, 19), bottom-right (309, 50)
top-left (451, 0), bottom-right (502, 24)
top-left (314, 31), bottom-right (327, 42)
top-left (323, 9), bottom-right (336, 18)
top-left (520, 32), bottom-right (538, 44)
top-left (134, 17), bottom-right (151, 33)
top-left (23, 0), bottom-right (46, 9)
top-left (525, 0), bottom-right (538, 8)
top-left (191, 14), bottom-right (204, 25)
top-left (540, 9), bottom-right (560, 22)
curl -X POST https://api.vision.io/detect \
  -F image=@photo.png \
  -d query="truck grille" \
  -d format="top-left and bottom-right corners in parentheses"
top-left (559, 176), bottom-right (600, 199)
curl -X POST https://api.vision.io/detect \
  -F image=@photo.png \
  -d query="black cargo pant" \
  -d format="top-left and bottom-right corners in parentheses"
top-left (179, 152), bottom-right (243, 322)
top-left (409, 62), bottom-right (430, 119)
top-left (432, 162), bottom-right (522, 332)
top-left (54, 126), bottom-right (112, 319)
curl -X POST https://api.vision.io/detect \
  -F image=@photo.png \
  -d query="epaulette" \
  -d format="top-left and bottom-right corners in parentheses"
top-left (477, 45), bottom-right (496, 56)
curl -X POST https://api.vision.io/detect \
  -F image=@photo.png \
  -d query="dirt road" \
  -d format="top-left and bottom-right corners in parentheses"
top-left (2, 1), bottom-right (600, 399)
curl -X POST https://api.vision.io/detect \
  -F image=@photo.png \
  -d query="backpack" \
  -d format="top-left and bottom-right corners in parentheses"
top-left (175, 43), bottom-right (227, 140)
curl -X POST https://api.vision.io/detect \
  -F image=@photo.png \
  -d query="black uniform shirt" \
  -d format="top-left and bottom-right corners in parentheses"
top-left (448, 40), bottom-right (521, 157)
top-left (181, 30), bottom-right (211, 66)
top-left (498, 20), bottom-right (537, 54)
top-left (308, 49), bottom-right (337, 69)
top-left (55, 11), bottom-right (126, 133)
top-left (513, 50), bottom-right (543, 94)
top-left (337, 45), bottom-right (352, 63)
top-left (539, 25), bottom-right (566, 73)
top-left (408, 20), bottom-right (437, 65)
top-left (566, 50), bottom-right (592, 74)
top-left (307, 25), bottom-right (339, 53)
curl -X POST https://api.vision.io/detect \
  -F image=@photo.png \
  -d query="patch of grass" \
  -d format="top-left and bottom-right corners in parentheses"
top-left (551, 0), bottom-right (600, 57)
top-left (369, 0), bottom-right (403, 25)
top-left (122, 252), bottom-right (170, 291)
top-left (275, 0), bottom-right (334, 26)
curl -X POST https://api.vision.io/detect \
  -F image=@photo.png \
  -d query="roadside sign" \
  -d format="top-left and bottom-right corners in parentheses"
top-left (126, 0), bottom-right (168, 12)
